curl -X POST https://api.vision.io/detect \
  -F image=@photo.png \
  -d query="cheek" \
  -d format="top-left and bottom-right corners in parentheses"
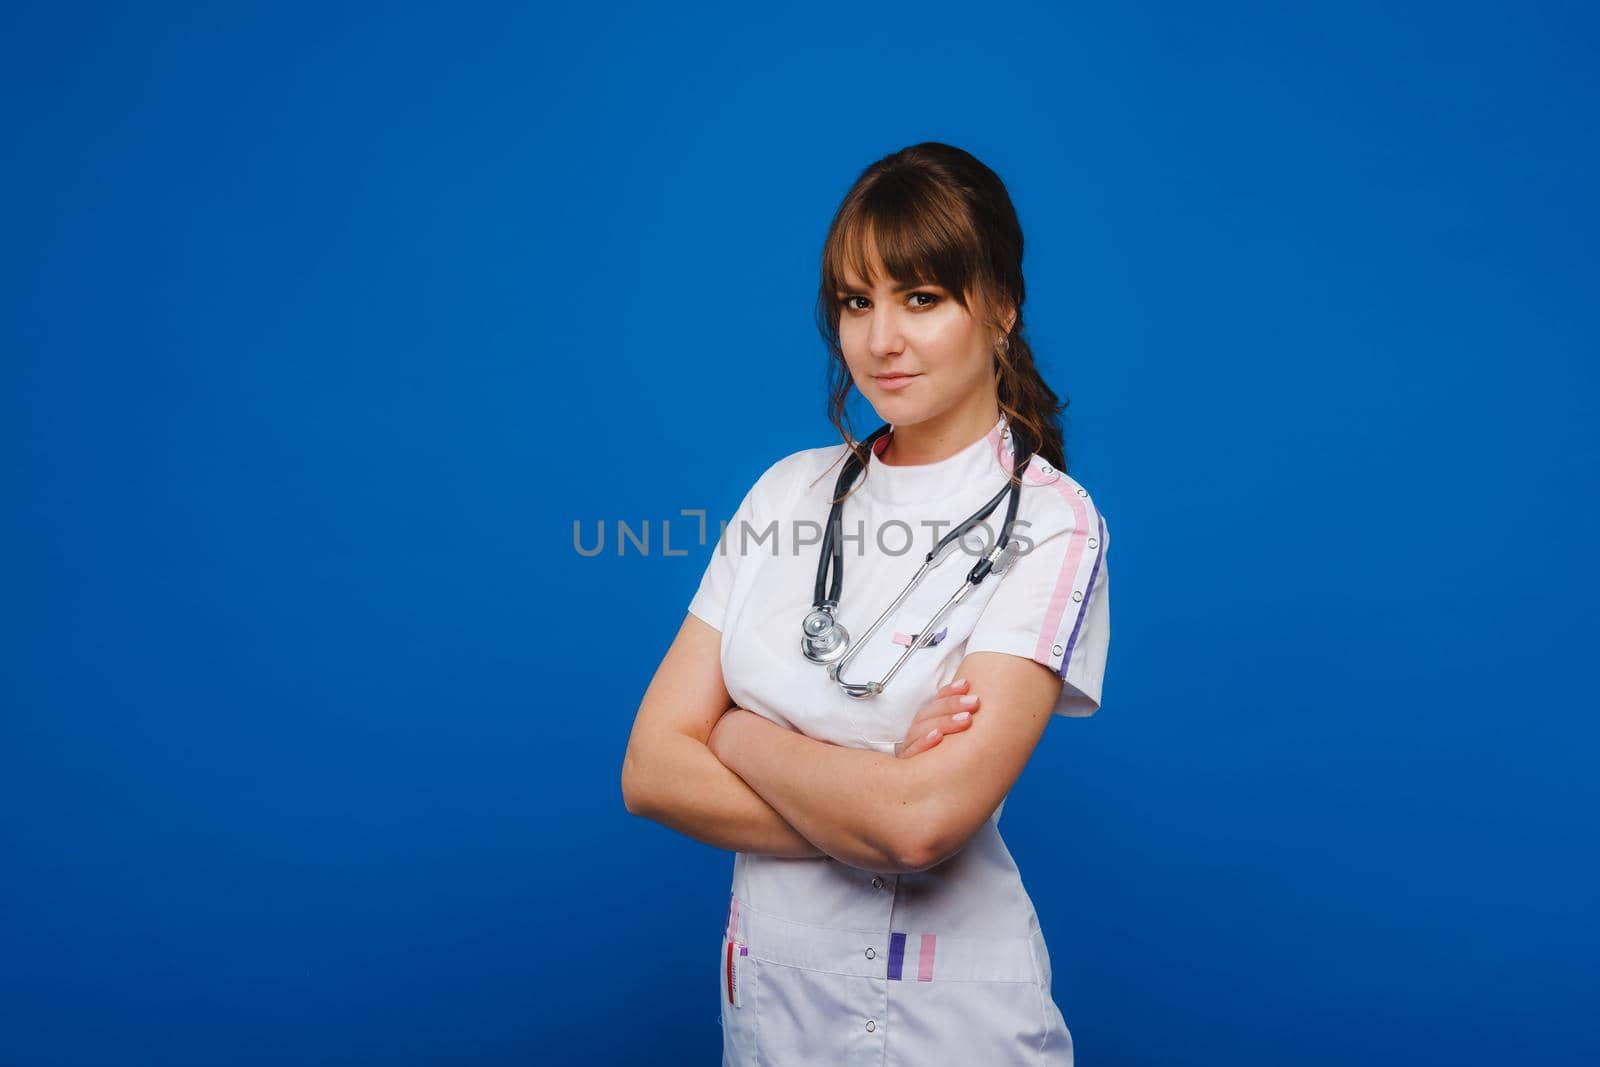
top-left (839, 329), bottom-right (886, 381)
top-left (835, 319), bottom-right (864, 358)
top-left (839, 344), bottom-right (871, 381)
top-left (915, 321), bottom-right (986, 377)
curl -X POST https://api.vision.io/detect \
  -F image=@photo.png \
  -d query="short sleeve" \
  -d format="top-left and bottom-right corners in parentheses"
top-left (964, 493), bottom-right (1111, 717)
top-left (687, 452), bottom-right (803, 633)
top-left (686, 480), bottom-right (761, 634)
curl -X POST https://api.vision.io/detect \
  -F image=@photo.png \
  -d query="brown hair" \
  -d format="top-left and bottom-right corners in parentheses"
top-left (813, 142), bottom-right (1070, 496)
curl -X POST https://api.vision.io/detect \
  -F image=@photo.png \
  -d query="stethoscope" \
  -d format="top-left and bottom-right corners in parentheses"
top-left (799, 419), bottom-right (1033, 700)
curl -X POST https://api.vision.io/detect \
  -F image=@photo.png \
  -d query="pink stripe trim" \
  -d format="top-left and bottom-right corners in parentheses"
top-left (984, 430), bottom-right (1096, 666)
top-left (1033, 485), bottom-right (1092, 666)
top-left (725, 895), bottom-right (741, 941)
top-left (918, 933), bottom-right (936, 981)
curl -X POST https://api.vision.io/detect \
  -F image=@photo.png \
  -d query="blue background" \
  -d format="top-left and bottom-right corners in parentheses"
top-left (5, 2), bottom-right (1596, 1064)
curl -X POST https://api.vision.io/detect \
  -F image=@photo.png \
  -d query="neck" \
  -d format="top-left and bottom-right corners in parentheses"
top-left (879, 397), bottom-right (1003, 467)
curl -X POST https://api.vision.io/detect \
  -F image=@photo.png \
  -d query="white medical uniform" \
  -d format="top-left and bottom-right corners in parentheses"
top-left (688, 413), bottom-right (1111, 1066)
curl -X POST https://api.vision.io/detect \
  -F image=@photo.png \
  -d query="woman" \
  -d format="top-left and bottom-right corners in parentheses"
top-left (622, 142), bottom-right (1111, 1065)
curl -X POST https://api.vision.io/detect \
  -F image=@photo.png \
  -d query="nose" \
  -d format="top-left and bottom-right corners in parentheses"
top-left (866, 307), bottom-right (906, 359)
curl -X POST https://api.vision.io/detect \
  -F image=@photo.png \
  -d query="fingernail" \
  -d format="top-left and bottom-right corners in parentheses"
top-left (953, 677), bottom-right (967, 688)
top-left (953, 711), bottom-right (971, 722)
top-left (926, 729), bottom-right (940, 740)
top-left (959, 695), bottom-right (978, 708)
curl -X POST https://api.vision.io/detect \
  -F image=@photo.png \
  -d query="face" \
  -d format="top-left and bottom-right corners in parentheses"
top-left (834, 256), bottom-right (1009, 429)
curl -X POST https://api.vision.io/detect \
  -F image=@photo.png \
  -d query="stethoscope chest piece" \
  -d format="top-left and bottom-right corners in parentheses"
top-left (800, 606), bottom-right (850, 664)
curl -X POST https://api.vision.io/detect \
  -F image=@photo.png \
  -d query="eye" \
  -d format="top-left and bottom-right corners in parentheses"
top-left (836, 291), bottom-right (941, 312)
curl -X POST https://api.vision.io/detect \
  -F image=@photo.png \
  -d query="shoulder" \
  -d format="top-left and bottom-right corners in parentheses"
top-left (1010, 456), bottom-right (1109, 549)
top-left (747, 441), bottom-right (853, 509)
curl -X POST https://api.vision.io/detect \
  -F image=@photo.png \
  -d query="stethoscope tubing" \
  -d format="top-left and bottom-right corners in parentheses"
top-left (804, 420), bottom-right (1032, 700)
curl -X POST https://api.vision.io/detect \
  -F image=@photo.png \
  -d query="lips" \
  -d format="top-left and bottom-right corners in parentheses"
top-left (874, 372), bottom-right (919, 391)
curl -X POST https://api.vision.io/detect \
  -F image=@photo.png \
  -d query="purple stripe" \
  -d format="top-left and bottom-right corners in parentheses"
top-left (886, 931), bottom-right (906, 980)
top-left (1058, 511), bottom-right (1106, 680)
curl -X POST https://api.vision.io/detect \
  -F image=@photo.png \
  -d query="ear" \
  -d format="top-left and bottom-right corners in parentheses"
top-left (974, 284), bottom-right (1018, 339)
top-left (990, 290), bottom-right (1018, 336)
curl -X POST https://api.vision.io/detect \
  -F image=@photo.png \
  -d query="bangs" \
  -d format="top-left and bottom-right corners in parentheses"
top-left (823, 177), bottom-right (987, 312)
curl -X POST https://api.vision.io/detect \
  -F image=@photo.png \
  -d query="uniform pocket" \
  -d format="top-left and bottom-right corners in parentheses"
top-left (750, 958), bottom-right (876, 1063)
top-left (887, 978), bottom-right (1055, 1063)
top-left (719, 934), bottom-right (758, 1065)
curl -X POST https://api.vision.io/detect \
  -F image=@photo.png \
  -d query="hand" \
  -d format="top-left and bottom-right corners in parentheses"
top-left (895, 677), bottom-right (981, 759)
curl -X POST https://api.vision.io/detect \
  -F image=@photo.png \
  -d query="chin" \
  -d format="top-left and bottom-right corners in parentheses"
top-left (879, 391), bottom-right (942, 416)
top-left (866, 395), bottom-right (928, 424)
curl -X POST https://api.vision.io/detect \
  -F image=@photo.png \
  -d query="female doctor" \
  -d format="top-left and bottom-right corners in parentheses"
top-left (621, 141), bottom-right (1111, 1065)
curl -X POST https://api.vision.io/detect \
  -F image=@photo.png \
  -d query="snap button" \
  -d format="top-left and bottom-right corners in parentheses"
top-left (1088, 537), bottom-right (1097, 549)
top-left (865, 947), bottom-right (875, 959)
top-left (1072, 590), bottom-right (1083, 602)
top-left (870, 876), bottom-right (884, 889)
top-left (1076, 487), bottom-right (1087, 496)
top-left (865, 1019), bottom-right (877, 1032)
top-left (1052, 643), bottom-right (1063, 656)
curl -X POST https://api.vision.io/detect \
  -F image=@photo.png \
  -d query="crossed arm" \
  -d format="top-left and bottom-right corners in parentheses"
top-left (621, 613), bottom-right (1061, 873)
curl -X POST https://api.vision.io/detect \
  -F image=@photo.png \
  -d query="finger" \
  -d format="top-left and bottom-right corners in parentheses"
top-left (941, 693), bottom-right (980, 717)
top-left (915, 697), bottom-right (972, 739)
top-left (908, 704), bottom-right (976, 747)
top-left (897, 727), bottom-right (944, 760)
top-left (942, 709), bottom-right (976, 734)
top-left (914, 687), bottom-right (977, 723)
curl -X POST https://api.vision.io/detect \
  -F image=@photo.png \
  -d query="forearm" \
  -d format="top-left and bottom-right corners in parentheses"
top-left (711, 711), bottom-right (922, 873)
top-left (625, 731), bottom-right (825, 859)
